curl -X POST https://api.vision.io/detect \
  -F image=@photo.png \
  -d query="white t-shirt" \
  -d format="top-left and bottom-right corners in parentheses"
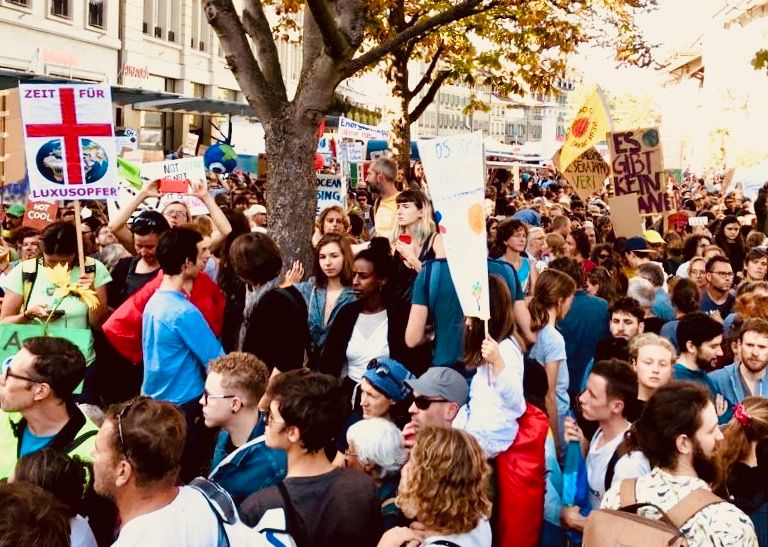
top-left (70, 515), bottom-right (97, 547)
top-left (612, 450), bottom-right (652, 485)
top-left (344, 309), bottom-right (389, 383)
top-left (112, 487), bottom-right (220, 547)
top-left (586, 423), bottom-right (631, 509)
top-left (422, 519), bottom-right (492, 547)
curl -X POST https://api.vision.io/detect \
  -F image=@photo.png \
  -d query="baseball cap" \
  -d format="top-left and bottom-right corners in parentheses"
top-left (642, 230), bottom-right (665, 245)
top-left (622, 236), bottom-right (651, 254)
top-left (512, 209), bottom-right (541, 227)
top-left (7, 203), bottom-right (25, 217)
top-left (405, 367), bottom-right (469, 406)
top-left (244, 204), bottom-right (267, 217)
top-left (363, 358), bottom-right (415, 402)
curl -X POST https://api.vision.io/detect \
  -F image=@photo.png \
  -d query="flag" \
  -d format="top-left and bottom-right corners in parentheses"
top-left (558, 86), bottom-right (613, 172)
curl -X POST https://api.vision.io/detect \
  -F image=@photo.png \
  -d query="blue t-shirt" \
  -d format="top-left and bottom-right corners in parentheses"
top-left (412, 259), bottom-right (523, 367)
top-left (673, 363), bottom-right (720, 398)
top-left (142, 289), bottom-right (224, 404)
top-left (19, 427), bottom-right (55, 457)
top-left (557, 291), bottom-right (609, 396)
top-left (529, 324), bottom-right (570, 421)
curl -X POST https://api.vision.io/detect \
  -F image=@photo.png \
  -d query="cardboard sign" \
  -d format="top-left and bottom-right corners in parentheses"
top-left (608, 128), bottom-right (671, 215)
top-left (0, 324), bottom-right (91, 363)
top-left (18, 84), bottom-right (118, 201)
top-left (608, 193), bottom-right (643, 238)
top-left (316, 175), bottom-right (346, 217)
top-left (182, 133), bottom-right (199, 157)
top-left (157, 193), bottom-right (208, 216)
top-left (418, 132), bottom-right (489, 320)
top-left (555, 147), bottom-right (610, 201)
top-left (721, 168), bottom-right (736, 195)
top-left (22, 201), bottom-right (58, 230)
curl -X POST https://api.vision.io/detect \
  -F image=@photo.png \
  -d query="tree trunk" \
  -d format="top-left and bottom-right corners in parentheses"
top-left (390, 53), bottom-right (413, 175)
top-left (263, 109), bottom-right (318, 270)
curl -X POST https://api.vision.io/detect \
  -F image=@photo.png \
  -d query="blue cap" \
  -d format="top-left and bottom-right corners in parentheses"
top-left (363, 358), bottom-right (415, 401)
top-left (512, 208), bottom-right (541, 227)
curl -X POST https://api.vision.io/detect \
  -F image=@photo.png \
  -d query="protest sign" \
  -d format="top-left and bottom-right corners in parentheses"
top-left (721, 168), bottom-right (736, 195)
top-left (418, 132), bottom-right (489, 320)
top-left (22, 201), bottom-right (58, 230)
top-left (316, 174), bottom-right (346, 217)
top-left (0, 324), bottom-right (91, 363)
top-left (608, 193), bottom-right (642, 238)
top-left (182, 132), bottom-right (199, 156)
top-left (666, 211), bottom-right (690, 236)
top-left (554, 147), bottom-right (610, 200)
top-left (559, 86), bottom-right (612, 171)
top-left (18, 84), bottom-right (118, 201)
top-left (337, 116), bottom-right (390, 141)
top-left (608, 128), bottom-right (671, 215)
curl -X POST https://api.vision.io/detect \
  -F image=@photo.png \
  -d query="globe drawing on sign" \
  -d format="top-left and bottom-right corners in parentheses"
top-left (35, 138), bottom-right (109, 184)
top-left (642, 129), bottom-right (660, 148)
top-left (80, 139), bottom-right (109, 183)
top-left (35, 139), bottom-right (65, 183)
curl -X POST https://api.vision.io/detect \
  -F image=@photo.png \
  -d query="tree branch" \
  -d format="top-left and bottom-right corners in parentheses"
top-left (344, 0), bottom-right (498, 76)
top-left (409, 70), bottom-right (452, 123)
top-left (242, 0), bottom-right (287, 101)
top-left (203, 0), bottom-right (277, 119)
top-left (305, 0), bottom-right (351, 60)
top-left (410, 44), bottom-right (445, 98)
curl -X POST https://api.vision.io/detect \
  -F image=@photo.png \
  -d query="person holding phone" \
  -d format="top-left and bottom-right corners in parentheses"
top-left (0, 222), bottom-right (111, 368)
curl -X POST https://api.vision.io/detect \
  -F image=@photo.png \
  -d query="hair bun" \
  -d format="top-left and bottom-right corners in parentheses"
top-left (368, 237), bottom-right (391, 257)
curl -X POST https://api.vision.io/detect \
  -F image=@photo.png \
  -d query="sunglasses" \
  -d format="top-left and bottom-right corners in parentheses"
top-left (116, 400), bottom-right (136, 456)
top-left (598, 253), bottom-right (610, 260)
top-left (412, 395), bottom-right (449, 410)
top-left (1, 356), bottom-right (48, 384)
top-left (131, 215), bottom-right (162, 234)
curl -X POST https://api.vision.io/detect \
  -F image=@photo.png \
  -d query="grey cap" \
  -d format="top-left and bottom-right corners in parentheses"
top-left (405, 367), bottom-right (469, 406)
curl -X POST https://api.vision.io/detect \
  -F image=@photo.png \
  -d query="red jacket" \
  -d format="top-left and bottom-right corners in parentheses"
top-left (102, 271), bottom-right (225, 363)
top-left (494, 404), bottom-right (548, 547)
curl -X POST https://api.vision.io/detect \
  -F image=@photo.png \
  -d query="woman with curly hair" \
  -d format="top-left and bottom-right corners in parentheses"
top-left (714, 397), bottom-right (768, 545)
top-left (377, 426), bottom-right (492, 547)
top-left (312, 205), bottom-right (351, 246)
top-left (586, 266), bottom-right (617, 305)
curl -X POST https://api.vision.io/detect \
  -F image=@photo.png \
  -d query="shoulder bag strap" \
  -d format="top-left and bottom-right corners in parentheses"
top-left (276, 481), bottom-right (308, 547)
top-left (666, 488), bottom-right (723, 529)
top-left (21, 259), bottom-right (39, 313)
top-left (62, 429), bottom-right (97, 453)
top-left (618, 478), bottom-right (637, 508)
top-left (604, 446), bottom-right (623, 492)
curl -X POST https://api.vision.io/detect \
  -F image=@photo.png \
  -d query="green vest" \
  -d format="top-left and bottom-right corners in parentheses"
top-left (0, 403), bottom-right (98, 479)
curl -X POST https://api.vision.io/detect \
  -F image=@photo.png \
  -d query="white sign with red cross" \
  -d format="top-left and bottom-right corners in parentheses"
top-left (18, 83), bottom-right (118, 201)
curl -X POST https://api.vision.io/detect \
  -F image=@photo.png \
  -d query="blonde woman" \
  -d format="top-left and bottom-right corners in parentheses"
top-left (377, 426), bottom-right (492, 547)
top-left (389, 190), bottom-right (443, 273)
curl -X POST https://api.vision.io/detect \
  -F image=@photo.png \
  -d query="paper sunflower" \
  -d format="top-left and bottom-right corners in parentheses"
top-left (43, 263), bottom-right (100, 310)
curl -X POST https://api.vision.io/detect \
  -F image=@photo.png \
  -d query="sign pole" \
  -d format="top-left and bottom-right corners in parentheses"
top-left (72, 200), bottom-right (85, 272)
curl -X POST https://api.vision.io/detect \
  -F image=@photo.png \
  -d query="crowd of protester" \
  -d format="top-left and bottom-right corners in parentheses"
top-left (0, 156), bottom-right (767, 546)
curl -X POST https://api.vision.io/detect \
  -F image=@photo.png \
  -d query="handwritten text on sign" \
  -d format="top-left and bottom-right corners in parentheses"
top-left (316, 175), bottom-right (346, 217)
top-left (608, 128), bottom-right (670, 215)
top-left (18, 84), bottom-right (118, 201)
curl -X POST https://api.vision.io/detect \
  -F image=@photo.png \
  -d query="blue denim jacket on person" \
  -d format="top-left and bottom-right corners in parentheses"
top-left (709, 363), bottom-right (768, 423)
top-left (296, 280), bottom-right (357, 350)
top-left (208, 417), bottom-right (287, 505)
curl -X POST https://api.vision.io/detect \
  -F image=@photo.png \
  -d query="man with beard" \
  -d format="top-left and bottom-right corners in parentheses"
top-left (674, 312), bottom-right (725, 411)
top-left (600, 382), bottom-right (758, 546)
top-left (701, 255), bottom-right (736, 318)
top-left (366, 157), bottom-right (400, 236)
top-left (560, 359), bottom-right (637, 532)
top-left (709, 318), bottom-right (768, 422)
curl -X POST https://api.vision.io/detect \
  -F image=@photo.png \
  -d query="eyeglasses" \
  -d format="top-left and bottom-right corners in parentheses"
top-left (163, 210), bottom-right (188, 219)
top-left (262, 408), bottom-right (285, 427)
top-left (412, 395), bottom-right (449, 410)
top-left (202, 390), bottom-right (235, 406)
top-left (1, 356), bottom-right (48, 384)
top-left (709, 271), bottom-right (734, 278)
top-left (116, 400), bottom-right (136, 456)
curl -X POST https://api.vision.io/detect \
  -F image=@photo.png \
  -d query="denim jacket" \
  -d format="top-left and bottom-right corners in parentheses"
top-left (208, 417), bottom-right (287, 505)
top-left (709, 363), bottom-right (768, 423)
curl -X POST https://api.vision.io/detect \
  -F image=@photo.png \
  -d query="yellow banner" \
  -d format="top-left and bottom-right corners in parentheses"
top-left (558, 86), bottom-right (613, 172)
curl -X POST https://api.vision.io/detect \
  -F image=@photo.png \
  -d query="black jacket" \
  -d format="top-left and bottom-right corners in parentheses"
top-left (317, 299), bottom-right (430, 378)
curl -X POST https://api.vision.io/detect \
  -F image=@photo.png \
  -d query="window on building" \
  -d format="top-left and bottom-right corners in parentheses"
top-left (143, 0), bottom-right (179, 42)
top-left (51, 0), bottom-right (69, 17)
top-left (8, 0), bottom-right (30, 7)
top-left (88, 0), bottom-right (104, 28)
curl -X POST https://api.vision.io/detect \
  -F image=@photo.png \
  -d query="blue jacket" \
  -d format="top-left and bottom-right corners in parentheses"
top-left (558, 291), bottom-right (609, 396)
top-left (709, 364), bottom-right (768, 423)
top-left (208, 417), bottom-right (287, 505)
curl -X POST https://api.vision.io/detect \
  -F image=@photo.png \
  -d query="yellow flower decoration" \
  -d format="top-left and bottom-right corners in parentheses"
top-left (43, 263), bottom-right (100, 310)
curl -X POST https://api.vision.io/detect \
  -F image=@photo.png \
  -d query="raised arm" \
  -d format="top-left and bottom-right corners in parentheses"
top-left (108, 179), bottom-right (160, 253)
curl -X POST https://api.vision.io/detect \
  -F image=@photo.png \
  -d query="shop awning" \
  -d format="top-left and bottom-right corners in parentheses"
top-left (0, 69), bottom-right (257, 118)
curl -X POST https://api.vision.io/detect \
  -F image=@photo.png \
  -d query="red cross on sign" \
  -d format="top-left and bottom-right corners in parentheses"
top-left (24, 87), bottom-right (113, 185)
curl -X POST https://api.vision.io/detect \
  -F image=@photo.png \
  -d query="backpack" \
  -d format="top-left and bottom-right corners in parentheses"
top-left (188, 477), bottom-right (253, 547)
top-left (251, 481), bottom-right (301, 547)
top-left (583, 478), bottom-right (724, 547)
